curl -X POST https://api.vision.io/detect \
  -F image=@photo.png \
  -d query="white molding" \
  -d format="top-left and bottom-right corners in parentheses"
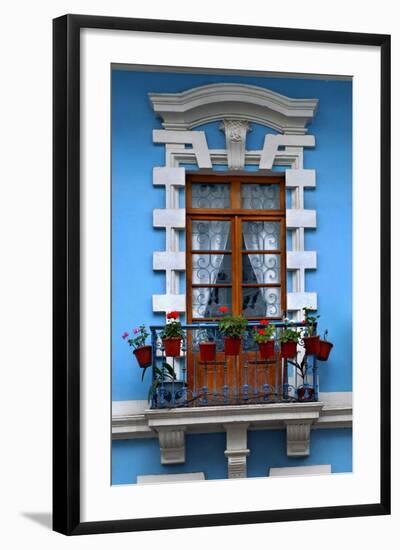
top-left (153, 166), bottom-right (186, 187)
top-left (153, 129), bottom-right (212, 168)
top-left (287, 291), bottom-right (317, 311)
top-left (259, 135), bottom-right (315, 169)
top-left (149, 83), bottom-right (318, 134)
top-left (269, 464), bottom-right (332, 477)
top-left (287, 251), bottom-right (317, 271)
top-left (153, 251), bottom-right (185, 271)
top-left (137, 472), bottom-right (205, 484)
top-left (152, 293), bottom-right (186, 313)
top-left (153, 208), bottom-right (185, 229)
top-left (286, 209), bottom-right (317, 229)
top-left (112, 393), bottom-right (352, 439)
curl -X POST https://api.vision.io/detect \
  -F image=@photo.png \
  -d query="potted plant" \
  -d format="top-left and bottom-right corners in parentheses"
top-left (160, 311), bottom-right (185, 356)
top-left (198, 332), bottom-right (217, 362)
top-left (301, 307), bottom-right (320, 355)
top-left (122, 325), bottom-right (152, 380)
top-left (218, 306), bottom-right (248, 356)
top-left (253, 319), bottom-right (275, 359)
top-left (317, 330), bottom-right (334, 361)
top-left (287, 355), bottom-right (315, 402)
top-left (279, 320), bottom-right (300, 359)
top-left (148, 362), bottom-right (186, 406)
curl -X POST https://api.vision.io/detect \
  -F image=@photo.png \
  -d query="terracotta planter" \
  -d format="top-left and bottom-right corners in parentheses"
top-left (303, 335), bottom-right (320, 355)
top-left (199, 341), bottom-right (216, 362)
top-left (224, 337), bottom-right (241, 356)
top-left (133, 345), bottom-right (152, 368)
top-left (297, 386), bottom-right (315, 402)
top-left (162, 337), bottom-right (182, 357)
top-left (281, 340), bottom-right (297, 359)
top-left (258, 340), bottom-right (275, 359)
top-left (317, 340), bottom-right (333, 361)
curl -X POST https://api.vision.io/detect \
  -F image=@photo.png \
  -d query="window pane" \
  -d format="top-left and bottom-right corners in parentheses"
top-left (242, 287), bottom-right (281, 318)
top-left (242, 221), bottom-right (280, 250)
top-left (192, 254), bottom-right (231, 284)
top-left (191, 220), bottom-right (231, 250)
top-left (242, 253), bottom-right (281, 284)
top-left (191, 183), bottom-right (230, 209)
top-left (192, 287), bottom-right (232, 318)
top-left (241, 183), bottom-right (280, 209)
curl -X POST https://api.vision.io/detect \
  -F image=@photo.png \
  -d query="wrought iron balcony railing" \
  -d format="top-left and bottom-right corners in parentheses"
top-left (149, 321), bottom-right (320, 409)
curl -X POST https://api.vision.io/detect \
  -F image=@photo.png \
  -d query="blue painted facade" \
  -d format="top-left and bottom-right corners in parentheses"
top-left (111, 68), bottom-right (352, 483)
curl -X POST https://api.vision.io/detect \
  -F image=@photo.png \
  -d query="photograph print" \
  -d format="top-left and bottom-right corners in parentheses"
top-left (111, 65), bottom-right (352, 485)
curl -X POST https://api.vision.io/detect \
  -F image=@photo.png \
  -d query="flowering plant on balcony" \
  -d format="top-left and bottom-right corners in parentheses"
top-left (122, 325), bottom-right (152, 375)
top-left (217, 306), bottom-right (248, 338)
top-left (278, 319), bottom-right (301, 343)
top-left (123, 324), bottom-right (149, 349)
top-left (278, 319), bottom-right (300, 359)
top-left (300, 307), bottom-right (320, 355)
top-left (302, 307), bottom-right (320, 337)
top-left (253, 319), bottom-right (276, 359)
top-left (160, 311), bottom-right (185, 356)
top-left (253, 319), bottom-right (274, 343)
top-left (218, 306), bottom-right (248, 356)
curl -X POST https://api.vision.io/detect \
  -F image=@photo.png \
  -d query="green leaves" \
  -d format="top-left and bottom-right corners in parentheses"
top-left (160, 320), bottom-right (185, 339)
top-left (218, 315), bottom-right (248, 338)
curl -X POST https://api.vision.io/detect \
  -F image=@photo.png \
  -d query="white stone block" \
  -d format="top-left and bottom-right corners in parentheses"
top-left (286, 209), bottom-right (317, 229)
top-left (269, 464), bottom-right (331, 477)
top-left (287, 251), bottom-right (317, 271)
top-left (152, 294), bottom-right (186, 312)
top-left (287, 292), bottom-right (317, 311)
top-left (153, 251), bottom-right (186, 271)
top-left (285, 169), bottom-right (316, 188)
top-left (137, 472), bottom-right (205, 484)
top-left (153, 209), bottom-right (185, 228)
top-left (153, 166), bottom-right (186, 187)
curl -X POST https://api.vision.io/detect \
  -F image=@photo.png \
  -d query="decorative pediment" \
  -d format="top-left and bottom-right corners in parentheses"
top-left (149, 83), bottom-right (318, 135)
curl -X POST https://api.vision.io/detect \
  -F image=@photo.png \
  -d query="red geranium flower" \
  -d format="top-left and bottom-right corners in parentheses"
top-left (260, 319), bottom-right (269, 326)
top-left (219, 306), bottom-right (229, 313)
top-left (166, 311), bottom-right (179, 320)
top-left (258, 329), bottom-right (266, 335)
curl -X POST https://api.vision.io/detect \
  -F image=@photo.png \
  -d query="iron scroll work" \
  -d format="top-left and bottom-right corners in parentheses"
top-left (53, 14), bottom-right (391, 535)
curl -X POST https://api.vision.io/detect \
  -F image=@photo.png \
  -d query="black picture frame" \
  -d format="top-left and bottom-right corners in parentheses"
top-left (53, 14), bottom-right (391, 535)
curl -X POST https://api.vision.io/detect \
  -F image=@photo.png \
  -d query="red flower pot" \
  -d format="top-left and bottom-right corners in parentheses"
top-left (133, 345), bottom-right (152, 368)
top-left (224, 337), bottom-right (241, 356)
top-left (199, 341), bottom-right (216, 362)
top-left (162, 337), bottom-right (182, 357)
top-left (258, 340), bottom-right (275, 359)
top-left (303, 335), bottom-right (320, 355)
top-left (317, 340), bottom-right (333, 361)
top-left (297, 386), bottom-right (315, 402)
top-left (281, 341), bottom-right (297, 359)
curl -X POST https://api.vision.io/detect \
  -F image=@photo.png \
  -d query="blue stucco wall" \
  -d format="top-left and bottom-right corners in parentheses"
top-left (111, 68), bottom-right (352, 483)
top-left (112, 428), bottom-right (352, 484)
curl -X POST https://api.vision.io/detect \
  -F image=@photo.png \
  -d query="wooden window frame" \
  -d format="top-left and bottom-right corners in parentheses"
top-left (186, 174), bottom-right (287, 322)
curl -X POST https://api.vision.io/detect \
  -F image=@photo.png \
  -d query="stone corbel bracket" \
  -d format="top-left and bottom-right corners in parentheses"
top-left (157, 427), bottom-right (186, 464)
top-left (285, 420), bottom-right (313, 457)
